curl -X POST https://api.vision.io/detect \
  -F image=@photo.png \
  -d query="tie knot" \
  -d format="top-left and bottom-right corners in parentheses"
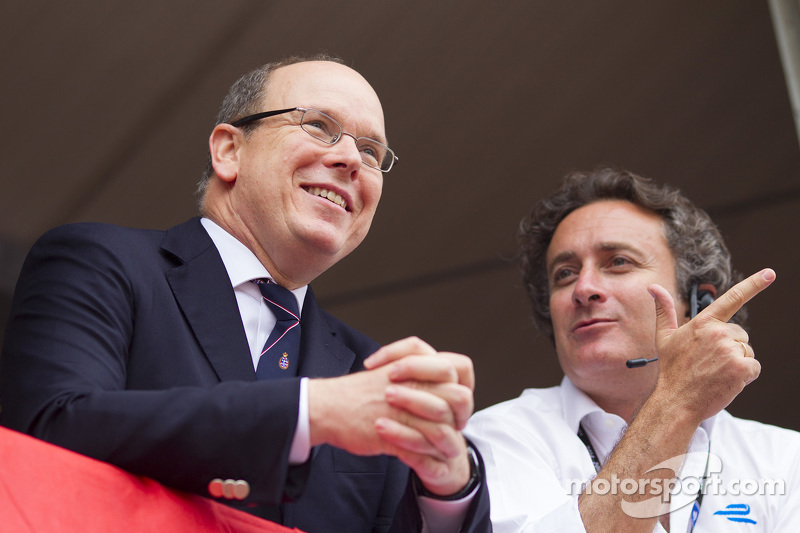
top-left (254, 279), bottom-right (300, 321)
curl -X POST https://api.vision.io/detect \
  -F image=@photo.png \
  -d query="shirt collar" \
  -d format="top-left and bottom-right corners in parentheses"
top-left (200, 217), bottom-right (307, 313)
top-left (560, 375), bottom-right (606, 434)
top-left (559, 374), bottom-right (720, 437)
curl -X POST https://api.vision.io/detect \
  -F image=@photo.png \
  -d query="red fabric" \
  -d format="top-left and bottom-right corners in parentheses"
top-left (0, 426), bottom-right (302, 532)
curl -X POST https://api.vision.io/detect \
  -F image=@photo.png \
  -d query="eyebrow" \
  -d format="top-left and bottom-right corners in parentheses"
top-left (597, 241), bottom-right (643, 254)
top-left (315, 106), bottom-right (388, 145)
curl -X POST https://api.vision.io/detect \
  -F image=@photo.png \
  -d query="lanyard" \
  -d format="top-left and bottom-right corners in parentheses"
top-left (577, 423), bottom-right (711, 533)
top-left (577, 423), bottom-right (603, 472)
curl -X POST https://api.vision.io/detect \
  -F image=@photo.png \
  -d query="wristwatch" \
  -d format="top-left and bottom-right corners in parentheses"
top-left (413, 443), bottom-right (481, 501)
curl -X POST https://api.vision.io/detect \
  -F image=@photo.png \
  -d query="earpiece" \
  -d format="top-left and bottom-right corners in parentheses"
top-left (689, 282), bottom-right (715, 319)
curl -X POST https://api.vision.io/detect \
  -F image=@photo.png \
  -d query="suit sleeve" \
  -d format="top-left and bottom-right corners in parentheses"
top-left (389, 443), bottom-right (493, 533)
top-left (0, 224), bottom-right (302, 505)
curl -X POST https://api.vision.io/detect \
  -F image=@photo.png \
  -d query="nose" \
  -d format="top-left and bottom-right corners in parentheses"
top-left (325, 132), bottom-right (363, 176)
top-left (572, 268), bottom-right (606, 306)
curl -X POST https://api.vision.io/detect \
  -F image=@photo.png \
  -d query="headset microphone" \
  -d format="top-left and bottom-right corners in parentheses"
top-left (626, 357), bottom-right (658, 368)
top-left (625, 282), bottom-right (715, 369)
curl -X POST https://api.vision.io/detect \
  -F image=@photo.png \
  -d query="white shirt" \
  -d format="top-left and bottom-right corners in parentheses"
top-left (465, 376), bottom-right (800, 532)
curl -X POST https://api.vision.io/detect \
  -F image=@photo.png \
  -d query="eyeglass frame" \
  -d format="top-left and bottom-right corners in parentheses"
top-left (228, 107), bottom-right (398, 173)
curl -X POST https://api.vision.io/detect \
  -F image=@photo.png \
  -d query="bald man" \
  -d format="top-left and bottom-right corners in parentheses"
top-left (1, 56), bottom-right (490, 533)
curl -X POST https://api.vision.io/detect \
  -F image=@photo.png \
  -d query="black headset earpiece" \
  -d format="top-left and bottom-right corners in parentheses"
top-left (690, 282), bottom-right (715, 319)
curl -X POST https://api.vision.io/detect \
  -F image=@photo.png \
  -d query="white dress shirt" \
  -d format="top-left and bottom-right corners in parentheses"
top-left (465, 376), bottom-right (800, 532)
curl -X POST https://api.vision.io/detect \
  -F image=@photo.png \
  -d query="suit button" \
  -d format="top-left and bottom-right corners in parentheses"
top-left (232, 480), bottom-right (250, 500)
top-left (208, 478), bottom-right (224, 498)
top-left (222, 479), bottom-right (236, 499)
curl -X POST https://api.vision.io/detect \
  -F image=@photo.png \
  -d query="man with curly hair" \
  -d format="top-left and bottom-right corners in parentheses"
top-left (466, 167), bottom-right (800, 532)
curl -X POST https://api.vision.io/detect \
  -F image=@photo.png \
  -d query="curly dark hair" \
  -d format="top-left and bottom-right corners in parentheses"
top-left (518, 167), bottom-right (743, 340)
top-left (196, 53), bottom-right (345, 211)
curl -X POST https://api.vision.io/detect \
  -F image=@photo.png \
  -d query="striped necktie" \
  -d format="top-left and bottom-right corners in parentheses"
top-left (253, 279), bottom-right (301, 379)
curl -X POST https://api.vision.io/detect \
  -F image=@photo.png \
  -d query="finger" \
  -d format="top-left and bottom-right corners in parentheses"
top-left (376, 422), bottom-right (471, 495)
top-left (386, 384), bottom-right (456, 425)
top-left (736, 340), bottom-right (753, 359)
top-left (702, 268), bottom-right (776, 323)
top-left (386, 382), bottom-right (474, 429)
top-left (648, 284), bottom-right (679, 344)
top-left (730, 324), bottom-right (750, 345)
top-left (399, 415), bottom-right (463, 459)
top-left (403, 443), bottom-right (471, 497)
top-left (744, 359), bottom-right (761, 385)
top-left (377, 414), bottom-right (462, 459)
top-left (363, 336), bottom-right (436, 370)
top-left (395, 452), bottom-right (450, 489)
top-left (428, 382), bottom-right (473, 430)
top-left (388, 352), bottom-right (475, 390)
top-left (387, 355), bottom-right (458, 386)
top-left (375, 417), bottom-right (446, 459)
top-left (436, 352), bottom-right (476, 390)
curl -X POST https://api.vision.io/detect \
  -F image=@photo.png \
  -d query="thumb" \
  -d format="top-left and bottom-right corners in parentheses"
top-left (648, 284), bottom-right (679, 345)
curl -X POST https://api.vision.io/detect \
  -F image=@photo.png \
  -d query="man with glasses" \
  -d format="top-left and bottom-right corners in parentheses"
top-left (0, 56), bottom-right (490, 533)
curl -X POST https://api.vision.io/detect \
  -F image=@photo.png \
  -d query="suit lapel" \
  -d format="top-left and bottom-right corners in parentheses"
top-left (161, 218), bottom-right (255, 382)
top-left (297, 287), bottom-right (357, 379)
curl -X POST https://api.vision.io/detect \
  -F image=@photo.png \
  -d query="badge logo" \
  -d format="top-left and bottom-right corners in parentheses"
top-left (279, 353), bottom-right (290, 370)
top-left (714, 503), bottom-right (756, 524)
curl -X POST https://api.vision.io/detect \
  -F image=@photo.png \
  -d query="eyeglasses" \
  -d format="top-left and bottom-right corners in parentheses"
top-left (229, 107), bottom-right (398, 173)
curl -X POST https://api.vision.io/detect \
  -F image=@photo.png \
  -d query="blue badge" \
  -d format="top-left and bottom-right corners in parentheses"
top-left (279, 353), bottom-right (289, 370)
top-left (714, 503), bottom-right (756, 524)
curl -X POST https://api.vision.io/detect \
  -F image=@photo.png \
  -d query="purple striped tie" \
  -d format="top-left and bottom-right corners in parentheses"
top-left (253, 279), bottom-right (301, 379)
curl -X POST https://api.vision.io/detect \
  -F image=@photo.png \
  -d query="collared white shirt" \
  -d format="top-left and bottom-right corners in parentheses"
top-left (465, 376), bottom-right (800, 532)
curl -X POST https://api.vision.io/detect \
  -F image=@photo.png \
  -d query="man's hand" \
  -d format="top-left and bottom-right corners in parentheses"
top-left (649, 268), bottom-right (775, 424)
top-left (579, 269), bottom-right (776, 532)
top-left (367, 338), bottom-right (476, 496)
top-left (365, 342), bottom-right (475, 430)
top-left (307, 336), bottom-right (476, 497)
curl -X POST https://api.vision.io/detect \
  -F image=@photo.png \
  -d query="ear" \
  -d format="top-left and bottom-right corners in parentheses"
top-left (208, 124), bottom-right (241, 183)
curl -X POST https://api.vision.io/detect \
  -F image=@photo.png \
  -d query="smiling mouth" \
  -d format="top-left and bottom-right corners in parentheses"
top-left (303, 186), bottom-right (348, 211)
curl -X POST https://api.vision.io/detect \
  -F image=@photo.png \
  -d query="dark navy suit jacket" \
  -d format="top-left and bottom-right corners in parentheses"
top-left (0, 218), bottom-right (490, 532)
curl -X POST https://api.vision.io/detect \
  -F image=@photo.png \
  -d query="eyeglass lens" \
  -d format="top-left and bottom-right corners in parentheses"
top-left (299, 109), bottom-right (394, 172)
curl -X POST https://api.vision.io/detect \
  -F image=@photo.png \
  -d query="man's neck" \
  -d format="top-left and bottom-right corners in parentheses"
top-left (570, 363), bottom-right (659, 424)
top-left (587, 393), bottom-right (640, 424)
top-left (202, 211), bottom-right (307, 290)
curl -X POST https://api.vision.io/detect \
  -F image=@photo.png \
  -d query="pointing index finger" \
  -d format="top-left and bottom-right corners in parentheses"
top-left (702, 268), bottom-right (776, 323)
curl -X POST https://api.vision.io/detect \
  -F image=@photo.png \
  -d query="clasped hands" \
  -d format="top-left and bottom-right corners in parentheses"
top-left (308, 337), bottom-right (475, 496)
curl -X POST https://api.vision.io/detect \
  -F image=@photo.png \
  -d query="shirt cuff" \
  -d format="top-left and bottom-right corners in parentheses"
top-left (288, 377), bottom-right (311, 464)
top-left (418, 484), bottom-right (478, 533)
